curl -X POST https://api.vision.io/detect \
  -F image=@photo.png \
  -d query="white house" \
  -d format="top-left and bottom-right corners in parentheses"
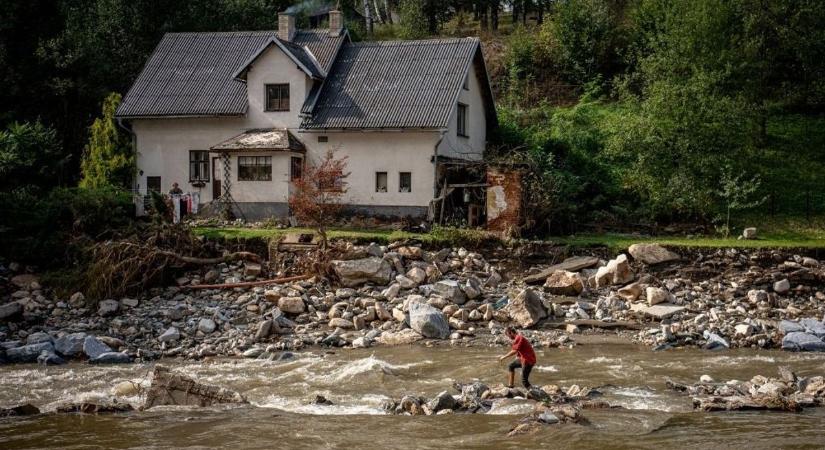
top-left (117, 9), bottom-right (497, 220)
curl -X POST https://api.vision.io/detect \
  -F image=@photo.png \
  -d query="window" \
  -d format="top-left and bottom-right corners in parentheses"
top-left (317, 136), bottom-right (328, 143)
top-left (375, 172), bottom-right (387, 192)
top-left (146, 176), bottom-right (161, 194)
top-left (189, 151), bottom-right (209, 182)
top-left (290, 156), bottom-right (303, 181)
top-left (238, 156), bottom-right (272, 181)
top-left (265, 84), bottom-right (290, 111)
top-left (457, 103), bottom-right (468, 137)
top-left (463, 74), bottom-right (469, 90)
top-left (399, 172), bottom-right (411, 193)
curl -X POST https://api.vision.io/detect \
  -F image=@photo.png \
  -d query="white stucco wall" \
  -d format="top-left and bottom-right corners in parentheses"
top-left (436, 58), bottom-right (487, 161)
top-left (245, 44), bottom-right (311, 129)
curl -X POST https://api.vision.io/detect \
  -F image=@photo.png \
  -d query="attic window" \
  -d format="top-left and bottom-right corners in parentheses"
top-left (457, 103), bottom-right (468, 137)
top-left (265, 84), bottom-right (290, 111)
top-left (463, 74), bottom-right (469, 90)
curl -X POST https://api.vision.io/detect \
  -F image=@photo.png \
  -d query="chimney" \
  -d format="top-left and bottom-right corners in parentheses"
top-left (329, 9), bottom-right (344, 37)
top-left (278, 12), bottom-right (296, 42)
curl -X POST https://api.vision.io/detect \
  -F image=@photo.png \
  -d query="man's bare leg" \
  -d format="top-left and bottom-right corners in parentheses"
top-left (508, 370), bottom-right (515, 388)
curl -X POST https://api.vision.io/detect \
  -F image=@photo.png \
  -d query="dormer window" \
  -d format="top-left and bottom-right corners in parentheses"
top-left (265, 84), bottom-right (290, 111)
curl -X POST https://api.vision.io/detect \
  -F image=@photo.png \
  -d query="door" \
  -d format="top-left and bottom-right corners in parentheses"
top-left (212, 157), bottom-right (222, 200)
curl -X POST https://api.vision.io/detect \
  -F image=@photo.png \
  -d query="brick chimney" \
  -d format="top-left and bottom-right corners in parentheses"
top-left (329, 9), bottom-right (344, 37)
top-left (278, 12), bottom-right (296, 42)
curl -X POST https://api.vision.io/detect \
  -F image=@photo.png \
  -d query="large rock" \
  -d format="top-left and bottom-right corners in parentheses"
top-left (143, 365), bottom-right (248, 409)
top-left (544, 271), bottom-right (584, 296)
top-left (6, 342), bottom-right (54, 362)
top-left (800, 318), bottom-right (825, 338)
top-left (375, 329), bottom-right (423, 346)
top-left (90, 352), bottom-right (133, 364)
top-left (277, 297), bottom-right (305, 314)
top-left (593, 254), bottom-right (634, 288)
top-left (408, 302), bottom-right (450, 339)
top-left (507, 288), bottom-right (547, 328)
top-left (198, 318), bottom-right (217, 334)
top-left (332, 257), bottom-right (392, 287)
top-left (779, 320), bottom-right (805, 334)
top-left (427, 391), bottom-right (456, 413)
top-left (646, 287), bottom-right (669, 306)
top-left (782, 332), bottom-right (825, 352)
top-left (83, 336), bottom-right (113, 359)
top-left (158, 327), bottom-right (180, 343)
top-left (628, 243), bottom-right (679, 265)
top-left (54, 332), bottom-right (87, 357)
top-left (432, 280), bottom-right (466, 305)
top-left (630, 303), bottom-right (686, 320)
top-left (523, 256), bottom-right (600, 285)
top-left (773, 279), bottom-right (790, 294)
top-left (98, 299), bottom-right (120, 317)
top-left (0, 301), bottom-right (23, 321)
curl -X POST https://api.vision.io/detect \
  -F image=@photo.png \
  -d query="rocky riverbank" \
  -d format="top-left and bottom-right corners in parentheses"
top-left (2, 240), bottom-right (825, 365)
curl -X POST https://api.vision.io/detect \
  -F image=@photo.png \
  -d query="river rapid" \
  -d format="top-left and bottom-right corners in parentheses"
top-left (2, 342), bottom-right (825, 449)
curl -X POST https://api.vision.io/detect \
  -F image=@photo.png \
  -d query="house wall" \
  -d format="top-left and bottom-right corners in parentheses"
top-left (436, 58), bottom-right (487, 161)
top-left (245, 44), bottom-right (312, 129)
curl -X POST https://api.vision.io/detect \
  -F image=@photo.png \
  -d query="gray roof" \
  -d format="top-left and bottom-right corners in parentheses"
top-left (211, 129), bottom-right (305, 152)
top-left (116, 30), bottom-right (345, 118)
top-left (300, 38), bottom-right (492, 130)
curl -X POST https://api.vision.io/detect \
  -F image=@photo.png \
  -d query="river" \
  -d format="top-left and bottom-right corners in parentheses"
top-left (2, 342), bottom-right (825, 449)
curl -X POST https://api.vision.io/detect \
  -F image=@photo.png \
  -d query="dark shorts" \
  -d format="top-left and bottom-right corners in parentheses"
top-left (508, 359), bottom-right (534, 388)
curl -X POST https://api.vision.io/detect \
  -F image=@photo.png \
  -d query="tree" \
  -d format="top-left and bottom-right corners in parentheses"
top-left (288, 149), bottom-right (350, 249)
top-left (398, 0), bottom-right (430, 39)
top-left (0, 121), bottom-right (66, 191)
top-left (716, 165), bottom-right (767, 237)
top-left (79, 92), bottom-right (135, 189)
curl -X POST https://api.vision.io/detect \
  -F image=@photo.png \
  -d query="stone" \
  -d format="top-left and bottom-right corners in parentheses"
top-left (121, 298), bottom-right (139, 308)
top-left (26, 332), bottom-right (52, 345)
top-left (646, 287), bottom-right (669, 306)
top-left (742, 227), bottom-right (757, 240)
top-left (800, 318), bottom-right (825, 338)
top-left (617, 282), bottom-right (643, 301)
top-left (254, 320), bottom-right (273, 341)
top-left (699, 375), bottom-right (714, 383)
top-left (703, 331), bottom-right (730, 350)
top-left (408, 302), bottom-right (450, 339)
top-left (143, 365), bottom-right (247, 409)
top-left (198, 318), bottom-right (217, 334)
top-left (628, 243), bottom-right (679, 265)
top-left (90, 352), bottom-right (133, 364)
top-left (54, 332), bottom-right (87, 357)
top-left (158, 327), bottom-right (180, 343)
top-left (243, 347), bottom-right (264, 358)
top-left (734, 323), bottom-right (753, 337)
top-left (69, 292), bottom-right (86, 308)
top-left (427, 391), bottom-right (456, 413)
top-left (773, 279), bottom-right (790, 294)
top-left (113, 381), bottom-right (141, 397)
top-left (38, 351), bottom-right (65, 365)
top-left (332, 257), bottom-right (392, 287)
top-left (507, 288), bottom-right (547, 328)
top-left (204, 270), bottom-right (219, 283)
top-left (544, 271), bottom-right (584, 296)
top-left (278, 296), bottom-right (305, 314)
top-left (375, 302), bottom-right (392, 321)
top-left (407, 267), bottom-right (427, 284)
top-left (382, 284), bottom-right (401, 300)
top-left (375, 329), bottom-right (423, 345)
top-left (395, 275), bottom-right (417, 289)
top-left (801, 257), bottom-right (819, 267)
top-left (98, 336), bottom-right (124, 349)
top-left (264, 290), bottom-right (280, 302)
top-left (10, 274), bottom-right (38, 288)
top-left (779, 320), bottom-right (805, 334)
top-left (83, 336), bottom-right (113, 359)
top-left (523, 256), bottom-right (600, 284)
top-left (98, 299), bottom-right (120, 317)
top-left (593, 254), bottom-right (634, 288)
top-left (432, 280), bottom-right (466, 305)
top-left (747, 290), bottom-right (769, 304)
top-left (464, 279), bottom-right (482, 299)
top-left (0, 301), bottom-right (23, 321)
top-left (56, 401), bottom-right (134, 414)
top-left (781, 332), bottom-right (825, 352)
top-left (0, 404), bottom-right (40, 417)
top-left (328, 318), bottom-right (354, 329)
top-left (6, 342), bottom-right (55, 362)
top-left (243, 262), bottom-right (262, 277)
top-left (630, 303), bottom-right (686, 320)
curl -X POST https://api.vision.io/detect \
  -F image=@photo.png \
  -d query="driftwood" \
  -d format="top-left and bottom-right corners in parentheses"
top-left (156, 250), bottom-right (260, 265)
top-left (185, 274), bottom-right (312, 290)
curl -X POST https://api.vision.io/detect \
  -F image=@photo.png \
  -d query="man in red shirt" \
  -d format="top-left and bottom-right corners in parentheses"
top-left (499, 326), bottom-right (537, 388)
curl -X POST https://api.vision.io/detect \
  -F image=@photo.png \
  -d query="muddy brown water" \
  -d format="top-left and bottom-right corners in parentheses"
top-left (2, 342), bottom-right (825, 449)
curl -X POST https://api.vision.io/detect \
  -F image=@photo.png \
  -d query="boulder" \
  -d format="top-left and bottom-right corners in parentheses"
top-left (277, 297), bottom-right (305, 314)
top-left (69, 292), bottom-right (86, 308)
top-left (800, 318), bottom-right (825, 338)
top-left (37, 352), bottom-right (65, 365)
top-left (10, 274), bottom-right (38, 288)
top-left (0, 301), bottom-right (22, 321)
top-left (98, 299), bottom-right (120, 317)
top-left (198, 318), bottom-right (217, 334)
top-left (432, 280), bottom-right (466, 305)
top-left (628, 243), bottom-right (679, 265)
top-left (143, 366), bottom-right (247, 409)
top-left (617, 282), bottom-right (643, 301)
top-left (703, 331), bottom-right (730, 350)
top-left (83, 336), bottom-right (113, 359)
top-left (427, 391), bottom-right (456, 413)
top-left (747, 290), bottom-right (769, 304)
top-left (408, 302), bottom-right (450, 339)
top-left (254, 320), bottom-right (273, 341)
top-left (544, 271), bottom-right (584, 296)
top-left (742, 227), bottom-right (757, 240)
top-left (646, 287), bottom-right (669, 306)
top-left (6, 342), bottom-right (54, 362)
top-left (54, 332), bottom-right (87, 357)
top-left (407, 267), bottom-right (427, 284)
top-left (507, 288), bottom-right (547, 328)
top-left (328, 318), bottom-right (354, 329)
top-left (782, 332), bottom-right (825, 352)
top-left (26, 332), bottom-right (52, 345)
top-left (158, 327), bottom-right (180, 343)
top-left (523, 256), bottom-right (600, 285)
top-left (773, 279), bottom-right (790, 294)
top-left (332, 257), bottom-right (392, 287)
top-left (0, 404), bottom-right (40, 417)
top-left (121, 298), bottom-right (139, 308)
top-left (243, 262), bottom-right (262, 277)
top-left (779, 320), bottom-right (805, 334)
top-left (630, 303), bottom-right (686, 320)
top-left (89, 352), bottom-right (133, 364)
top-left (593, 254), bottom-right (634, 288)
top-left (113, 381), bottom-right (141, 397)
top-left (375, 329), bottom-right (423, 346)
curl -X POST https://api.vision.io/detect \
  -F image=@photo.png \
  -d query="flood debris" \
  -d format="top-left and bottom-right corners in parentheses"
top-left (142, 365), bottom-right (248, 409)
top-left (666, 367), bottom-right (825, 412)
top-left (55, 400), bottom-right (134, 414)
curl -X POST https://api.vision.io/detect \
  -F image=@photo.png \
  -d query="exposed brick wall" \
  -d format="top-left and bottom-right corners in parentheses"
top-left (486, 167), bottom-right (522, 234)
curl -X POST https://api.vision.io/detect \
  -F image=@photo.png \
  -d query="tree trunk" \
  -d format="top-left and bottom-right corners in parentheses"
top-left (363, 0), bottom-right (373, 33)
top-left (491, 2), bottom-right (499, 30)
top-left (512, 0), bottom-right (519, 25)
top-left (384, 0), bottom-right (394, 24)
top-left (374, 0), bottom-right (385, 24)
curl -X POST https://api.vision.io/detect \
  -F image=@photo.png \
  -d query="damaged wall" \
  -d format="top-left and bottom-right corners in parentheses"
top-left (486, 167), bottom-right (522, 233)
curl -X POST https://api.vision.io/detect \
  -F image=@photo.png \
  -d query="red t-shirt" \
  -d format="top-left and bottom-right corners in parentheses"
top-left (512, 334), bottom-right (536, 365)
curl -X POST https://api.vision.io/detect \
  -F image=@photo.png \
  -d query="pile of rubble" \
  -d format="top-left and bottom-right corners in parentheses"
top-left (2, 240), bottom-right (825, 364)
top-left (666, 367), bottom-right (825, 412)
